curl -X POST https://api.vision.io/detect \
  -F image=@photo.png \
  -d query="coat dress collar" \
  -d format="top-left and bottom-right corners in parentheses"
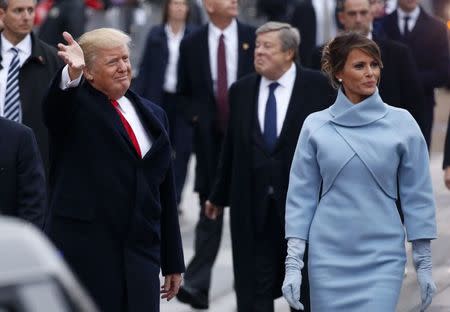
top-left (329, 88), bottom-right (388, 127)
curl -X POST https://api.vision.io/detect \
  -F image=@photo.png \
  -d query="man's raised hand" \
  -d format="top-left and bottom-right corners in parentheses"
top-left (57, 31), bottom-right (85, 80)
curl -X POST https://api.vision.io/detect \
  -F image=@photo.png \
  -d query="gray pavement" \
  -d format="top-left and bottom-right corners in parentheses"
top-left (161, 88), bottom-right (450, 312)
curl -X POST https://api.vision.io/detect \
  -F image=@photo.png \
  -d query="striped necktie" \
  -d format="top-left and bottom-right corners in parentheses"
top-left (4, 47), bottom-right (21, 122)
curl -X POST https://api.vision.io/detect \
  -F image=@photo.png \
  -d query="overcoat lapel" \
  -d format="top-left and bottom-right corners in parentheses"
top-left (126, 90), bottom-right (166, 160)
top-left (246, 75), bottom-right (261, 148)
top-left (407, 9), bottom-right (426, 43)
top-left (201, 27), bottom-right (215, 99)
top-left (85, 82), bottom-right (137, 158)
top-left (274, 66), bottom-right (306, 153)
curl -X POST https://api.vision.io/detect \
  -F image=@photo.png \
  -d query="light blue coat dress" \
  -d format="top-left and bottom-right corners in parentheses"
top-left (285, 89), bottom-right (437, 311)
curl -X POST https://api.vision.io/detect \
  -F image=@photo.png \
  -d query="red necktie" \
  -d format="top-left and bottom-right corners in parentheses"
top-left (216, 33), bottom-right (228, 134)
top-left (111, 99), bottom-right (142, 158)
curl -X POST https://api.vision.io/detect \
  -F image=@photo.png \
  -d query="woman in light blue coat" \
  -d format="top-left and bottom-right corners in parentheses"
top-left (282, 32), bottom-right (437, 312)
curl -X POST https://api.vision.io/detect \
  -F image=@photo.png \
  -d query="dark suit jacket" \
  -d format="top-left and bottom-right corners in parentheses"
top-left (0, 32), bottom-right (63, 173)
top-left (43, 71), bottom-right (185, 312)
top-left (177, 21), bottom-right (255, 195)
top-left (0, 117), bottom-right (46, 228)
top-left (133, 24), bottom-right (196, 105)
top-left (209, 66), bottom-right (335, 311)
top-left (310, 33), bottom-right (425, 131)
top-left (382, 8), bottom-right (449, 103)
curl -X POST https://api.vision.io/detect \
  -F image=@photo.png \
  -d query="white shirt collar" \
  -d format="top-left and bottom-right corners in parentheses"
top-left (397, 6), bottom-right (420, 20)
top-left (209, 19), bottom-right (237, 41)
top-left (1, 33), bottom-right (32, 55)
top-left (261, 62), bottom-right (296, 90)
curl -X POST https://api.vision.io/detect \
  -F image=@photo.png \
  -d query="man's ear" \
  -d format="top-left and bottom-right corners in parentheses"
top-left (203, 0), bottom-right (214, 14)
top-left (0, 8), bottom-right (6, 20)
top-left (83, 66), bottom-right (93, 81)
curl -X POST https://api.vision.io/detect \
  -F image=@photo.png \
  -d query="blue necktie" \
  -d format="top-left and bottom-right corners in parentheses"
top-left (263, 82), bottom-right (279, 151)
top-left (4, 47), bottom-right (21, 122)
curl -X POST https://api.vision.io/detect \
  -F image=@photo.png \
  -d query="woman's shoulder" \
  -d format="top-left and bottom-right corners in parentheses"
top-left (302, 108), bottom-right (332, 133)
top-left (385, 105), bottom-right (423, 138)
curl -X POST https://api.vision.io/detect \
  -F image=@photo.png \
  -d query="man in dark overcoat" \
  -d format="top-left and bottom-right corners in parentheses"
top-left (43, 29), bottom-right (184, 312)
top-left (206, 22), bottom-right (335, 312)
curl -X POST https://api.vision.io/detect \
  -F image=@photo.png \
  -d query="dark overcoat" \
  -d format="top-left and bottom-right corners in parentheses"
top-left (0, 117), bottom-right (46, 228)
top-left (209, 67), bottom-right (335, 310)
top-left (177, 21), bottom-right (255, 195)
top-left (43, 70), bottom-right (185, 312)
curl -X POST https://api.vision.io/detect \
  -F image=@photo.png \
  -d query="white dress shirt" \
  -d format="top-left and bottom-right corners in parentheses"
top-left (208, 19), bottom-right (238, 91)
top-left (0, 34), bottom-right (32, 116)
top-left (397, 6), bottom-right (420, 35)
top-left (163, 24), bottom-right (184, 93)
top-left (258, 63), bottom-right (296, 136)
top-left (312, 0), bottom-right (337, 45)
top-left (60, 66), bottom-right (152, 158)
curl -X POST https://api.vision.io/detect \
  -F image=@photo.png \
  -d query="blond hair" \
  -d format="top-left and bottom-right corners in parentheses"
top-left (78, 28), bottom-right (131, 68)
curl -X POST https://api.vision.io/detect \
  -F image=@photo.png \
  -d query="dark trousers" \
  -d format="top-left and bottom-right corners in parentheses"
top-left (251, 201), bottom-right (310, 312)
top-left (183, 194), bottom-right (224, 302)
top-left (162, 92), bottom-right (193, 204)
top-left (421, 96), bottom-right (435, 149)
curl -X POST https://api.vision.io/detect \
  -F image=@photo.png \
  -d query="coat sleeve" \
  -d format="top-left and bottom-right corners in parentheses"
top-left (285, 117), bottom-right (322, 240)
top-left (16, 127), bottom-right (47, 229)
top-left (398, 117), bottom-right (437, 241)
top-left (159, 111), bottom-right (185, 275)
top-left (176, 38), bottom-right (196, 123)
top-left (42, 67), bottom-right (79, 134)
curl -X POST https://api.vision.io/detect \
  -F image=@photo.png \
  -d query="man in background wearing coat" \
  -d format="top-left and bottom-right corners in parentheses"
top-left (0, 0), bottom-right (62, 172)
top-left (205, 22), bottom-right (335, 312)
top-left (176, 0), bottom-right (255, 309)
top-left (43, 28), bottom-right (184, 312)
top-left (382, 0), bottom-right (450, 147)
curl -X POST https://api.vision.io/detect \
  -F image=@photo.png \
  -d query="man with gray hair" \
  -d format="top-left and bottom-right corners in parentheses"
top-left (205, 22), bottom-right (335, 312)
top-left (43, 28), bottom-right (185, 312)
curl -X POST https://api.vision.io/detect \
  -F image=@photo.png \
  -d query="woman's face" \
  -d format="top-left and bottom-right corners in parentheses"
top-left (336, 48), bottom-right (380, 104)
top-left (168, 0), bottom-right (189, 22)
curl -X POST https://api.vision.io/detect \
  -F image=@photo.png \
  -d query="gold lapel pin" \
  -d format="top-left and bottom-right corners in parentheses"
top-left (242, 43), bottom-right (249, 50)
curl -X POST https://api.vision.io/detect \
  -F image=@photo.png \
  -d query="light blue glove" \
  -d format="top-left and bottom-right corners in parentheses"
top-left (412, 239), bottom-right (437, 312)
top-left (282, 238), bottom-right (306, 311)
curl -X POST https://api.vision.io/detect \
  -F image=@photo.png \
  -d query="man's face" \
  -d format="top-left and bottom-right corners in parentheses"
top-left (397, 0), bottom-right (419, 13)
top-left (254, 31), bottom-right (294, 81)
top-left (204, 0), bottom-right (238, 19)
top-left (0, 0), bottom-right (35, 44)
top-left (85, 44), bottom-right (132, 100)
top-left (339, 0), bottom-right (373, 35)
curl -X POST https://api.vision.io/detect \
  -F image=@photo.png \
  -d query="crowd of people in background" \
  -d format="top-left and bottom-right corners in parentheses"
top-left (0, 0), bottom-right (449, 311)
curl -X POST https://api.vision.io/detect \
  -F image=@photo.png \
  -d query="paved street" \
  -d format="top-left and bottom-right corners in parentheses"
top-left (161, 88), bottom-right (450, 311)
